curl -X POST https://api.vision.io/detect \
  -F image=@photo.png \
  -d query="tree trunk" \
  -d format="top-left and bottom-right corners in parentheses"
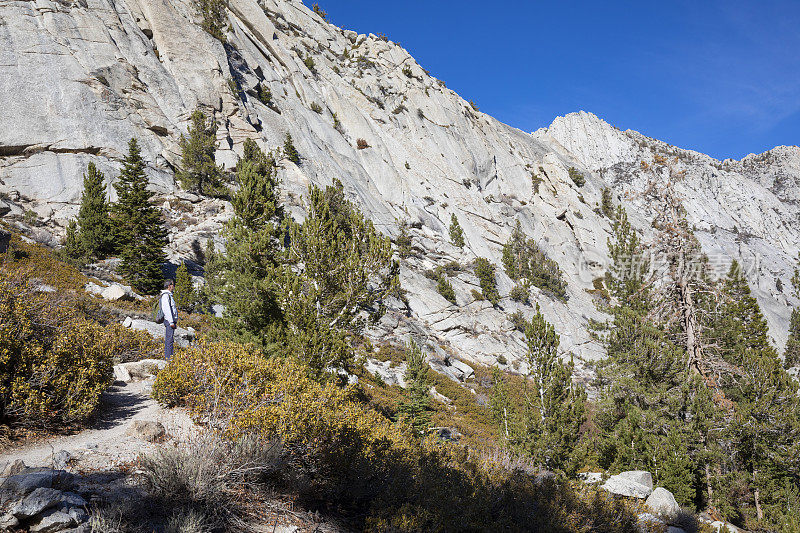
top-left (753, 469), bottom-right (763, 521)
top-left (677, 273), bottom-right (703, 376)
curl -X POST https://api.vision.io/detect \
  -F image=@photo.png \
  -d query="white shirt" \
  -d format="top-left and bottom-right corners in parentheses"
top-left (160, 290), bottom-right (177, 326)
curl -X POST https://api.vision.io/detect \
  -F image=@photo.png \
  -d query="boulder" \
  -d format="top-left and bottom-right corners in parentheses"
top-left (646, 487), bottom-right (680, 519)
top-left (28, 506), bottom-right (79, 533)
top-left (617, 470), bottom-right (653, 489)
top-left (601, 470), bottom-right (653, 498)
top-left (10, 487), bottom-right (66, 519)
top-left (364, 359), bottom-right (407, 387)
top-left (52, 450), bottom-right (71, 471)
top-left (1, 459), bottom-right (27, 477)
top-left (0, 470), bottom-right (73, 506)
top-left (101, 284), bottom-right (128, 301)
top-left (113, 364), bottom-right (132, 383)
top-left (84, 282), bottom-right (105, 297)
top-left (113, 359), bottom-right (167, 383)
top-left (128, 319), bottom-right (194, 347)
top-left (636, 512), bottom-right (664, 530)
top-left (448, 358), bottom-right (475, 381)
top-left (703, 520), bottom-right (741, 533)
top-left (126, 420), bottom-right (166, 442)
top-left (579, 472), bottom-right (603, 484)
top-left (0, 513), bottom-right (20, 530)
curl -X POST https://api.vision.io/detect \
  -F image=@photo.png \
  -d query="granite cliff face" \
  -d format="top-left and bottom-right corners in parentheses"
top-left (1, 0), bottom-right (798, 373)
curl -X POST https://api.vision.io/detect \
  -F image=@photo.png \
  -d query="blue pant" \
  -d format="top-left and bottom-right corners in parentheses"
top-left (164, 323), bottom-right (174, 360)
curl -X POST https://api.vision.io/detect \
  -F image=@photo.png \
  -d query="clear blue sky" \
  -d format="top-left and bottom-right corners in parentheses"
top-left (313, 1), bottom-right (800, 160)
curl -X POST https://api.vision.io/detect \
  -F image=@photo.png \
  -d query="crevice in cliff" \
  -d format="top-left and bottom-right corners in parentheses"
top-left (0, 144), bottom-right (103, 158)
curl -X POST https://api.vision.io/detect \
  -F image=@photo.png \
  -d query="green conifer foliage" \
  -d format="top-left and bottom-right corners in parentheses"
top-left (208, 139), bottom-right (285, 346)
top-left (595, 205), bottom-right (707, 506)
top-left (708, 261), bottom-right (775, 374)
top-left (173, 262), bottom-right (196, 311)
top-left (601, 187), bottom-right (614, 218)
top-left (177, 109), bottom-right (224, 196)
top-left (708, 261), bottom-right (800, 527)
top-left (436, 274), bottom-right (456, 305)
top-left (76, 162), bottom-right (113, 258)
top-left (786, 255), bottom-right (800, 368)
top-left (397, 341), bottom-right (432, 436)
top-left (112, 139), bottom-right (167, 295)
top-left (196, 0), bottom-right (227, 41)
top-left (502, 221), bottom-right (567, 301)
top-left (283, 133), bottom-right (300, 165)
top-left (449, 213), bottom-right (465, 248)
top-left (605, 206), bottom-right (650, 310)
top-left (473, 257), bottom-right (499, 306)
top-left (489, 367), bottom-right (523, 442)
top-left (63, 220), bottom-right (83, 263)
top-left (568, 167), bottom-right (585, 187)
top-left (521, 305), bottom-right (586, 474)
top-left (283, 180), bottom-right (399, 373)
top-left (395, 222), bottom-right (412, 258)
top-left (785, 310), bottom-right (800, 368)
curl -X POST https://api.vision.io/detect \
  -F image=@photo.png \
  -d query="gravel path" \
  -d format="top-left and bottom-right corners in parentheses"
top-left (0, 380), bottom-right (194, 472)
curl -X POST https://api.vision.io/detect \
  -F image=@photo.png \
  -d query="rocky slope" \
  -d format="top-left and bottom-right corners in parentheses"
top-left (1, 0), bottom-right (798, 373)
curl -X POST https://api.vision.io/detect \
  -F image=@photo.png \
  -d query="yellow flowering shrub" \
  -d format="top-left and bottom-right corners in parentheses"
top-left (2, 232), bottom-right (87, 291)
top-left (154, 339), bottom-right (642, 532)
top-left (0, 271), bottom-right (114, 427)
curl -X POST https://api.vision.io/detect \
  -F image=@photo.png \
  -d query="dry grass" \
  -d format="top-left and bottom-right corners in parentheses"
top-left (138, 431), bottom-right (283, 531)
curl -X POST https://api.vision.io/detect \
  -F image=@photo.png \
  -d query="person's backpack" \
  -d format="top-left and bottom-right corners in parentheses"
top-left (153, 294), bottom-right (165, 324)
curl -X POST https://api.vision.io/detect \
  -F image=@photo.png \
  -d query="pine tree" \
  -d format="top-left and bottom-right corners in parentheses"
top-left (196, 0), bottom-right (227, 41)
top-left (283, 133), bottom-right (300, 165)
top-left (173, 262), bottom-right (196, 311)
top-left (604, 205), bottom-right (649, 310)
top-left (708, 261), bottom-right (800, 527)
top-left (395, 222), bottom-right (412, 258)
top-left (76, 162), bottom-right (113, 258)
top-left (785, 255), bottom-right (800, 368)
top-left (473, 257), bottom-right (499, 306)
top-left (208, 139), bottom-right (285, 346)
top-left (397, 341), bottom-right (432, 436)
top-left (601, 187), bottom-right (614, 218)
top-left (112, 139), bottom-right (167, 295)
top-left (502, 220), bottom-right (567, 301)
top-left (595, 204), bottom-right (710, 506)
top-left (489, 367), bottom-right (526, 444)
top-left (283, 179), bottom-right (399, 374)
top-left (785, 310), bottom-right (800, 368)
top-left (449, 213), bottom-right (465, 248)
top-left (62, 219), bottom-right (83, 263)
top-left (708, 261), bottom-right (775, 375)
top-left (177, 109), bottom-right (224, 196)
top-left (521, 305), bottom-right (586, 474)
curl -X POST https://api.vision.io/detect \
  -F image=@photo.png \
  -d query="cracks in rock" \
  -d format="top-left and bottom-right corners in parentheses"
top-left (0, 144), bottom-right (103, 158)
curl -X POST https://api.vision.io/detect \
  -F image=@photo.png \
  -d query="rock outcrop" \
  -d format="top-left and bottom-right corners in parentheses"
top-left (1, 0), bottom-right (798, 374)
top-left (0, 467), bottom-right (89, 533)
top-left (645, 487), bottom-right (681, 520)
top-left (601, 470), bottom-right (653, 498)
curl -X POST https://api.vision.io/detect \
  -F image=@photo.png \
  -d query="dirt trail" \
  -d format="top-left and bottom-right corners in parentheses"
top-left (0, 380), bottom-right (194, 472)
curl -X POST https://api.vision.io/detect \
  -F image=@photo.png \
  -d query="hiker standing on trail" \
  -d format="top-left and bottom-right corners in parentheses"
top-left (160, 279), bottom-right (178, 360)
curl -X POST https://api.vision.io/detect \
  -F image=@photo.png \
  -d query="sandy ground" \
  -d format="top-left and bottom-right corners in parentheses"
top-left (0, 378), bottom-right (346, 532)
top-left (0, 380), bottom-right (195, 472)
